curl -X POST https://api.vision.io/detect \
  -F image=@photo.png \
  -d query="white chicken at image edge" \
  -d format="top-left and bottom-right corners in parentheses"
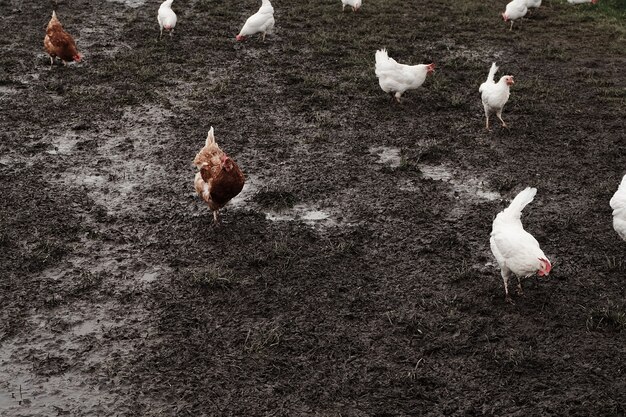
top-left (157, 0), bottom-right (177, 40)
top-left (525, 0), bottom-right (542, 12)
top-left (237, 0), bottom-right (275, 42)
top-left (479, 62), bottom-right (514, 131)
top-left (610, 174), bottom-right (626, 242)
top-left (374, 49), bottom-right (435, 103)
top-left (342, 0), bottom-right (362, 12)
top-left (490, 187), bottom-right (552, 304)
top-left (502, 0), bottom-right (528, 31)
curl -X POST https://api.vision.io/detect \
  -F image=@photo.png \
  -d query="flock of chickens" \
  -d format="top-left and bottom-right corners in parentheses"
top-left (42, 0), bottom-right (623, 303)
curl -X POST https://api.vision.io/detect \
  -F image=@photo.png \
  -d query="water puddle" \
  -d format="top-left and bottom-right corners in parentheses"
top-left (107, 0), bottom-right (146, 7)
top-left (46, 133), bottom-right (79, 155)
top-left (370, 146), bottom-right (402, 168)
top-left (72, 319), bottom-right (101, 336)
top-left (230, 175), bottom-right (260, 209)
top-left (0, 86), bottom-right (18, 96)
top-left (138, 266), bottom-right (170, 283)
top-left (266, 204), bottom-right (334, 226)
top-left (420, 164), bottom-right (501, 201)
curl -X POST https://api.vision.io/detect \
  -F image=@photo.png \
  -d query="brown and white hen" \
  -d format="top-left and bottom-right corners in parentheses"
top-left (193, 127), bottom-right (245, 224)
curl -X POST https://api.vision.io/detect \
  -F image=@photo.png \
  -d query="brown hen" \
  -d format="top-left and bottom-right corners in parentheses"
top-left (193, 127), bottom-right (245, 224)
top-left (44, 11), bottom-right (82, 66)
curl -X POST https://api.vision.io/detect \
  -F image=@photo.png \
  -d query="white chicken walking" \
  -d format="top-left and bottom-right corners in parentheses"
top-left (502, 0), bottom-right (528, 30)
top-left (479, 62), bottom-right (514, 130)
top-left (490, 187), bottom-right (552, 304)
top-left (236, 0), bottom-right (275, 42)
top-left (341, 0), bottom-right (362, 12)
top-left (525, 0), bottom-right (542, 13)
top-left (374, 49), bottom-right (435, 103)
top-left (157, 0), bottom-right (177, 40)
top-left (610, 174), bottom-right (626, 242)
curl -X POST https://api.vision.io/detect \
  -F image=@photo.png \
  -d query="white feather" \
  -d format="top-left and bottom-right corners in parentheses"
top-left (610, 174), bottom-right (626, 241)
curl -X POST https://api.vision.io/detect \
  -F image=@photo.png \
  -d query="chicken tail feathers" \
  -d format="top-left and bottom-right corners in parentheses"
top-left (375, 48), bottom-right (389, 65)
top-left (206, 127), bottom-right (216, 147)
top-left (487, 62), bottom-right (498, 83)
top-left (504, 187), bottom-right (537, 218)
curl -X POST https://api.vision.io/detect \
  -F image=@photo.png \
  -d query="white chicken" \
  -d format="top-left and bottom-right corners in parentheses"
top-left (610, 174), bottom-right (626, 242)
top-left (157, 0), bottom-right (177, 40)
top-left (567, 0), bottom-right (598, 4)
top-left (490, 187), bottom-right (552, 304)
top-left (479, 62), bottom-right (514, 130)
top-left (236, 0), bottom-right (275, 42)
top-left (502, 0), bottom-right (528, 30)
top-left (525, 0), bottom-right (542, 12)
top-left (374, 49), bottom-right (435, 103)
top-left (342, 0), bottom-right (362, 12)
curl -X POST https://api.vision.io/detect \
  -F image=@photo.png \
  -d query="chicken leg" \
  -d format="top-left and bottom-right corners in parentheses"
top-left (516, 276), bottom-right (525, 296)
top-left (496, 110), bottom-right (507, 128)
top-left (483, 105), bottom-right (491, 130)
top-left (501, 268), bottom-right (514, 304)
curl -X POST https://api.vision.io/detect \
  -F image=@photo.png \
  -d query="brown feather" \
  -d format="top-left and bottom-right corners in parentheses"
top-left (44, 11), bottom-right (80, 62)
top-left (193, 130), bottom-right (245, 214)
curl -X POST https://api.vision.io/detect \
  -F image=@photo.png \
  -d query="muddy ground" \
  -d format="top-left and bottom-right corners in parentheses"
top-left (1, 0), bottom-right (625, 415)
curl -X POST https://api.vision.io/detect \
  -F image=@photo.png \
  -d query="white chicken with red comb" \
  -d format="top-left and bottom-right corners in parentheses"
top-left (610, 174), bottom-right (626, 242)
top-left (374, 49), bottom-right (435, 103)
top-left (157, 0), bottom-right (177, 40)
top-left (479, 62), bottom-right (514, 130)
top-left (502, 0), bottom-right (528, 30)
top-left (490, 187), bottom-right (552, 304)
top-left (236, 0), bottom-right (275, 42)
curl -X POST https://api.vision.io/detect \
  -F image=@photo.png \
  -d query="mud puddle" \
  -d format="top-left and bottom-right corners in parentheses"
top-left (420, 163), bottom-right (501, 202)
top-left (370, 146), bottom-right (402, 168)
top-left (230, 175), bottom-right (337, 227)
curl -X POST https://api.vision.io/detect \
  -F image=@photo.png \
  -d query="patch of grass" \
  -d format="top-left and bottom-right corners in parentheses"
top-left (586, 303), bottom-right (626, 332)
top-left (69, 270), bottom-right (104, 296)
top-left (489, 176), bottom-right (516, 193)
top-left (605, 255), bottom-right (625, 271)
top-left (591, 0), bottom-right (626, 20)
top-left (243, 321), bottom-right (282, 353)
top-left (494, 346), bottom-right (536, 368)
top-left (186, 266), bottom-right (235, 290)
top-left (253, 189), bottom-right (298, 210)
top-left (28, 241), bottom-right (70, 272)
top-left (451, 259), bottom-right (474, 283)
top-left (417, 141), bottom-right (449, 164)
top-left (529, 46), bottom-right (571, 62)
